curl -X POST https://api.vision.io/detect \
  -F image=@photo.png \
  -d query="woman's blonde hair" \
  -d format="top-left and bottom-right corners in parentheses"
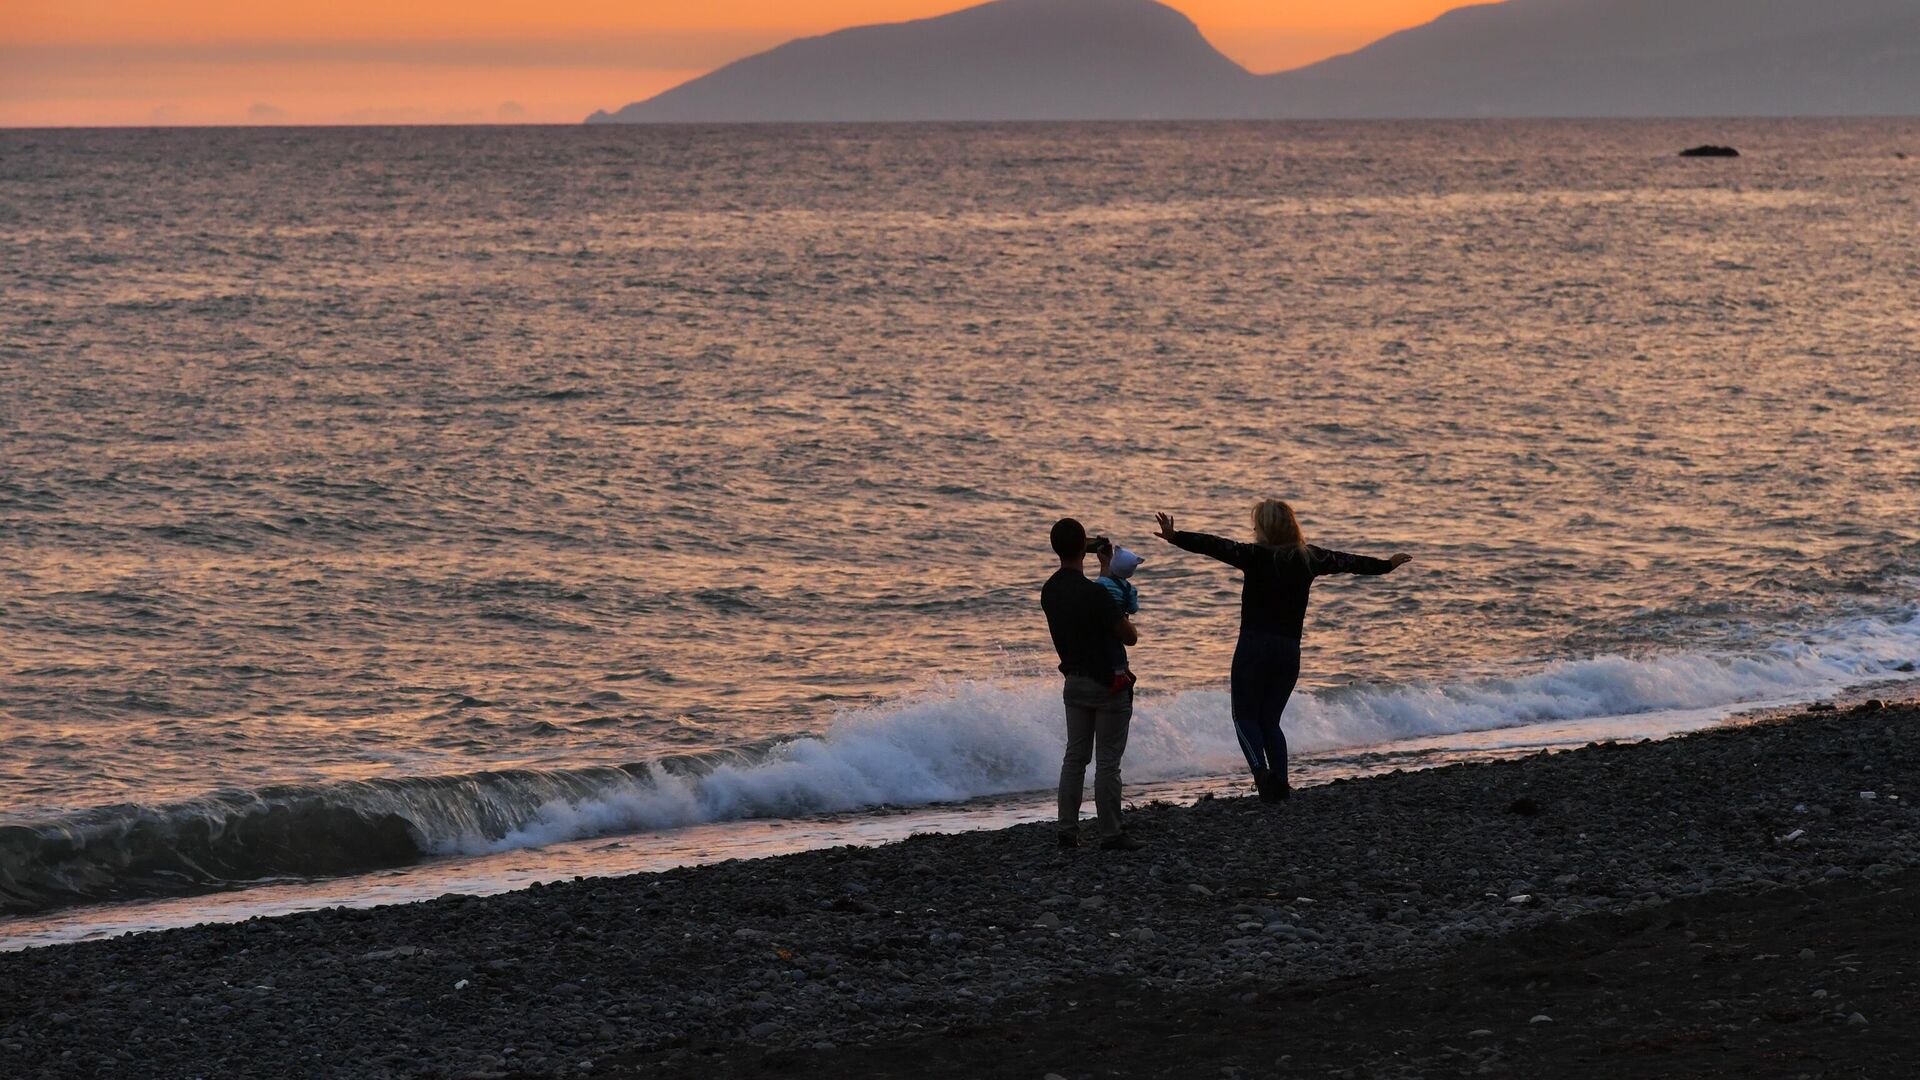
top-left (1252, 499), bottom-right (1306, 549)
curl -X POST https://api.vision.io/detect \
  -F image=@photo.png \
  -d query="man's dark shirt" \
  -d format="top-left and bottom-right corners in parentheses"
top-left (1042, 567), bottom-right (1125, 680)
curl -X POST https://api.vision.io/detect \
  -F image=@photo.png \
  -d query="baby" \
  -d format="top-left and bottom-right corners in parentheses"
top-left (1095, 545), bottom-right (1144, 691)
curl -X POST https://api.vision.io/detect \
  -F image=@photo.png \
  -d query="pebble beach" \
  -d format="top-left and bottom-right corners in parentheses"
top-left (3, 699), bottom-right (1917, 1078)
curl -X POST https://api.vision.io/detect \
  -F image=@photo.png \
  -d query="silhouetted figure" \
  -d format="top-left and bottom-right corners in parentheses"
top-left (1153, 502), bottom-right (1410, 802)
top-left (1042, 518), bottom-right (1144, 850)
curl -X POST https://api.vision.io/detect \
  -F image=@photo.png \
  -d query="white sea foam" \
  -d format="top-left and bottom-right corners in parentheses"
top-left (439, 610), bottom-right (1920, 857)
top-left (10, 610), bottom-right (1916, 937)
top-left (1286, 610), bottom-right (1920, 753)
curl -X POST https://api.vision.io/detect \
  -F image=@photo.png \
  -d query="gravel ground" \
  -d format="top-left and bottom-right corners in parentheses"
top-left (653, 865), bottom-right (1920, 1079)
top-left (2, 701), bottom-right (1915, 1079)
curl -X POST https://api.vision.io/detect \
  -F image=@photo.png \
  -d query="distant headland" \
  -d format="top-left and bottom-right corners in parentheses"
top-left (587, 0), bottom-right (1920, 123)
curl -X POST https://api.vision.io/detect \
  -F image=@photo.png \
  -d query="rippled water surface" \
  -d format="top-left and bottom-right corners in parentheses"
top-left (2, 121), bottom-right (1917, 919)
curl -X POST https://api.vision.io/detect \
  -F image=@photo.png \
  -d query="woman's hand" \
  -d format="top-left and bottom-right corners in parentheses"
top-left (1388, 553), bottom-right (1413, 569)
top-left (1153, 512), bottom-right (1177, 542)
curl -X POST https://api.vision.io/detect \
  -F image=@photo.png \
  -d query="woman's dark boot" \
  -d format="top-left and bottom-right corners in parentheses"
top-left (1252, 768), bottom-right (1276, 803)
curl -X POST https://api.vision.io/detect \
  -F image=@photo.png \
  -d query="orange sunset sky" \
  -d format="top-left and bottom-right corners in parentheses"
top-left (2, 1), bottom-right (1468, 127)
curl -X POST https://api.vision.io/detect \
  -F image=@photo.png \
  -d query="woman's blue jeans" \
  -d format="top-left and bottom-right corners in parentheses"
top-left (1230, 632), bottom-right (1301, 777)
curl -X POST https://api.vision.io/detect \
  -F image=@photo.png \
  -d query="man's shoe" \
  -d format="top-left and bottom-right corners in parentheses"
top-left (1057, 831), bottom-right (1079, 849)
top-left (1099, 832), bottom-right (1146, 851)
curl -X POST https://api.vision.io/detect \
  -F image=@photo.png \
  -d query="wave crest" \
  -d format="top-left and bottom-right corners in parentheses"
top-left (4, 611), bottom-right (1913, 917)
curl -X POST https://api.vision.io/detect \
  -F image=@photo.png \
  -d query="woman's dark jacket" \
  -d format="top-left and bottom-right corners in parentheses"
top-left (1169, 531), bottom-right (1395, 639)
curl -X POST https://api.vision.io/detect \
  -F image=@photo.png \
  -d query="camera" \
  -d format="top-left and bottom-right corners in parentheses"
top-left (1084, 536), bottom-right (1112, 555)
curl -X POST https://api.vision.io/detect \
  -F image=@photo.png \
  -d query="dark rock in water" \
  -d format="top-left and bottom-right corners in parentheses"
top-left (1809, 702), bottom-right (1838, 712)
top-left (1895, 661), bottom-right (1916, 672)
top-left (1506, 797), bottom-right (1542, 817)
top-left (1680, 145), bottom-right (1741, 158)
top-left (1854, 699), bottom-right (1886, 713)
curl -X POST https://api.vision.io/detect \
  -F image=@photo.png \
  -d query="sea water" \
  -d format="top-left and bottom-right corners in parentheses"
top-left (2, 121), bottom-right (1917, 941)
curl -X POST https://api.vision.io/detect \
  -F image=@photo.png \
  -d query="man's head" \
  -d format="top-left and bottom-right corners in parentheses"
top-left (1050, 517), bottom-right (1087, 561)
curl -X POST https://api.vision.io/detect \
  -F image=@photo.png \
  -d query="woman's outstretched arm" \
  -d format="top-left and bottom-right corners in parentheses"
top-left (1153, 512), bottom-right (1258, 571)
top-left (1309, 545), bottom-right (1412, 576)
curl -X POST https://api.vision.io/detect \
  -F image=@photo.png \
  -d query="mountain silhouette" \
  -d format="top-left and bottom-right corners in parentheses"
top-left (590, 0), bottom-right (1258, 123)
top-left (587, 0), bottom-right (1920, 123)
top-left (1268, 0), bottom-right (1920, 118)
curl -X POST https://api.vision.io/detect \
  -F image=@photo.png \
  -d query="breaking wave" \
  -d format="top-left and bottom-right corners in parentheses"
top-left (4, 610), bottom-right (1915, 916)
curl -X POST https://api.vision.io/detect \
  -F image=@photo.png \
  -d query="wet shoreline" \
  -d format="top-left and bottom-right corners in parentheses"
top-left (3, 700), bottom-right (1916, 1078)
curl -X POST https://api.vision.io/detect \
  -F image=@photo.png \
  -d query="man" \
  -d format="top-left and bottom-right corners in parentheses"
top-left (1041, 517), bottom-right (1144, 851)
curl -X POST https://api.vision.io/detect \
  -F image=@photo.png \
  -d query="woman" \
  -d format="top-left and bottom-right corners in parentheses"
top-left (1153, 502), bottom-right (1410, 803)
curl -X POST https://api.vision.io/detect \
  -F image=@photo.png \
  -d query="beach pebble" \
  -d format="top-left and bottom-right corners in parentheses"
top-left (1847, 1012), bottom-right (1868, 1027)
top-left (7, 699), bottom-right (1917, 1078)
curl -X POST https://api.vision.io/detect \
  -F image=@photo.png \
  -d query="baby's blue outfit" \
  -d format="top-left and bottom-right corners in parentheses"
top-left (1096, 575), bottom-right (1139, 680)
top-left (1097, 576), bottom-right (1139, 615)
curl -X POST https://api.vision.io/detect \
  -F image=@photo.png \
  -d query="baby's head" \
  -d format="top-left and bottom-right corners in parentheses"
top-left (1107, 547), bottom-right (1143, 580)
